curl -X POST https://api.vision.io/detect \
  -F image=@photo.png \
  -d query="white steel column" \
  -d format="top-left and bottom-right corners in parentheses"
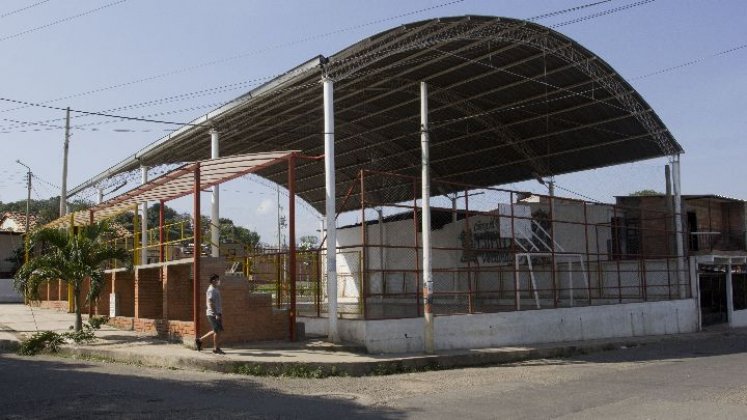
top-left (726, 262), bottom-right (734, 326)
top-left (97, 186), bottom-right (104, 205)
top-left (210, 129), bottom-right (220, 258)
top-left (323, 78), bottom-right (338, 342)
top-left (672, 154), bottom-right (686, 298)
top-left (421, 82), bottom-right (435, 354)
top-left (140, 165), bottom-right (148, 265)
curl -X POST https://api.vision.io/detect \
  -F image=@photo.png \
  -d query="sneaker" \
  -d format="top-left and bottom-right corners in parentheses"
top-left (195, 338), bottom-right (202, 351)
top-left (212, 348), bottom-right (225, 355)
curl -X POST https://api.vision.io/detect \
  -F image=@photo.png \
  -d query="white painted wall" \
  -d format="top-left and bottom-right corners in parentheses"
top-left (730, 309), bottom-right (747, 327)
top-left (337, 202), bottom-right (616, 304)
top-left (302, 299), bottom-right (698, 353)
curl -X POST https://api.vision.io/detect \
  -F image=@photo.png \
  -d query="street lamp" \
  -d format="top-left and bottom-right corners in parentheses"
top-left (15, 160), bottom-right (31, 263)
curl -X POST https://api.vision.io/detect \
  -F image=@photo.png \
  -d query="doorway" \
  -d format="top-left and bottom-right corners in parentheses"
top-left (699, 271), bottom-right (727, 326)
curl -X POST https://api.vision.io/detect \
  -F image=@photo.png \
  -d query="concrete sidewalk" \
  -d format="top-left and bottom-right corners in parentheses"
top-left (0, 304), bottom-right (729, 377)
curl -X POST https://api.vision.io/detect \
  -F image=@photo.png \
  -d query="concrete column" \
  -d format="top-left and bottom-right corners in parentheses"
top-left (421, 81), bottom-right (435, 354)
top-left (140, 165), bottom-right (148, 265)
top-left (210, 129), bottom-right (220, 258)
top-left (672, 154), bottom-right (686, 298)
top-left (690, 256), bottom-right (701, 330)
top-left (726, 262), bottom-right (734, 326)
top-left (323, 77), bottom-right (338, 342)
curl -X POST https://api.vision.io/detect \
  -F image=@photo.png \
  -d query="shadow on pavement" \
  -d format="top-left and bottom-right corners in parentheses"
top-left (0, 353), bottom-right (406, 419)
top-left (505, 332), bottom-right (747, 367)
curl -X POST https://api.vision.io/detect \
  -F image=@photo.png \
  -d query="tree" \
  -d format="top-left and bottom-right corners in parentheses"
top-left (14, 221), bottom-right (131, 331)
top-left (114, 203), bottom-right (187, 233)
top-left (219, 218), bottom-right (261, 249)
top-left (629, 189), bottom-right (662, 196)
top-left (298, 235), bottom-right (319, 250)
top-left (0, 197), bottom-right (92, 225)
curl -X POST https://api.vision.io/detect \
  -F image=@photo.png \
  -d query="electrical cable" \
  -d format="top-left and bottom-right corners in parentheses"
top-left (0, 0), bottom-right (128, 43)
top-left (0, 97), bottom-right (199, 127)
top-left (0, 0), bottom-right (54, 19)
top-left (0, 0), bottom-right (463, 114)
top-left (0, 0), bottom-right (648, 134)
top-left (631, 43), bottom-right (747, 80)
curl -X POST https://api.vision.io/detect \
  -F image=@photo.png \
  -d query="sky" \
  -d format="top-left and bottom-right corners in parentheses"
top-left (0, 0), bottom-right (745, 244)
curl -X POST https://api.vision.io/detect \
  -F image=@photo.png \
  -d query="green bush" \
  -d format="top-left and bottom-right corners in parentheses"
top-left (87, 316), bottom-right (109, 330)
top-left (19, 331), bottom-right (65, 355)
top-left (18, 326), bottom-right (96, 356)
top-left (64, 325), bottom-right (96, 344)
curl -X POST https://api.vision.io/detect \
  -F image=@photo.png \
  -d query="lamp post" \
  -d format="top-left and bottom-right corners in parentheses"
top-left (15, 160), bottom-right (31, 263)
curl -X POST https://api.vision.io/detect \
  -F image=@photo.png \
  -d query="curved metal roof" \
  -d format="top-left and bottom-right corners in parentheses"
top-left (70, 15), bottom-right (682, 213)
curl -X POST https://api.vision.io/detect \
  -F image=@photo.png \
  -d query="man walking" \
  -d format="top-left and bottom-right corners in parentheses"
top-left (195, 274), bottom-right (225, 354)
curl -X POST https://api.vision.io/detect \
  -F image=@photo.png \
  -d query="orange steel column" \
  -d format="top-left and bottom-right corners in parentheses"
top-left (192, 164), bottom-right (201, 337)
top-left (288, 153), bottom-right (297, 341)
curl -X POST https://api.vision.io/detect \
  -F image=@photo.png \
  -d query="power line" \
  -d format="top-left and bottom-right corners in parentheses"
top-left (632, 43), bottom-right (747, 80)
top-left (0, 0), bottom-right (128, 42)
top-left (0, 0), bottom-right (631, 133)
top-left (0, 0), bottom-right (54, 19)
top-left (549, 0), bottom-right (657, 29)
top-left (0, 97), bottom-right (198, 127)
top-left (526, 0), bottom-right (613, 21)
top-left (31, 173), bottom-right (60, 191)
top-left (0, 0), bottom-right (463, 114)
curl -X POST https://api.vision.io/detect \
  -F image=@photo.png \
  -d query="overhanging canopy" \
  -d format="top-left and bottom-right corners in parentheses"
top-left (48, 151), bottom-right (298, 229)
top-left (69, 15), bottom-right (682, 212)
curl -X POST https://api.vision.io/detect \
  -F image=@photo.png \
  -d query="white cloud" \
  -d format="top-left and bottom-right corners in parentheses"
top-left (256, 198), bottom-right (274, 215)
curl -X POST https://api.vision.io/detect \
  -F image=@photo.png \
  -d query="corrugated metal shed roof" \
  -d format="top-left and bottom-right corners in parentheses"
top-left (69, 15), bottom-right (682, 213)
top-left (48, 151), bottom-right (296, 229)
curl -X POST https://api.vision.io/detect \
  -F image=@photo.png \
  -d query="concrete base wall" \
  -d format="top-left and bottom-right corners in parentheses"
top-left (0, 279), bottom-right (23, 303)
top-left (731, 309), bottom-right (747, 327)
top-left (302, 299), bottom-right (698, 353)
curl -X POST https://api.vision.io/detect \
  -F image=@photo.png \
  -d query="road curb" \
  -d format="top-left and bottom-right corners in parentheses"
top-left (52, 337), bottom-right (658, 377)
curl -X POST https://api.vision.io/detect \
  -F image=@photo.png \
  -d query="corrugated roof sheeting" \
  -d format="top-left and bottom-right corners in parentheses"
top-left (69, 16), bottom-right (682, 213)
top-left (47, 151), bottom-right (297, 229)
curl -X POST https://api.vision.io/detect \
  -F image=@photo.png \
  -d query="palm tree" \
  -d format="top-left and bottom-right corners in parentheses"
top-left (14, 221), bottom-right (131, 331)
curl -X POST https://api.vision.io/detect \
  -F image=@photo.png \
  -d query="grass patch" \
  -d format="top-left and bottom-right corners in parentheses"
top-left (233, 363), bottom-right (347, 378)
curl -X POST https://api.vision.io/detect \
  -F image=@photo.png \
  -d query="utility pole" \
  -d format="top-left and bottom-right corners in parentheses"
top-left (15, 160), bottom-right (31, 263)
top-left (60, 107), bottom-right (71, 217)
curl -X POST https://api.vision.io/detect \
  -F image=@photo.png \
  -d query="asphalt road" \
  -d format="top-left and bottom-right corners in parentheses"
top-left (3, 331), bottom-right (747, 419)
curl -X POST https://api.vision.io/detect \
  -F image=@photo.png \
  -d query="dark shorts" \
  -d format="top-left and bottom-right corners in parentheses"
top-left (207, 315), bottom-right (224, 333)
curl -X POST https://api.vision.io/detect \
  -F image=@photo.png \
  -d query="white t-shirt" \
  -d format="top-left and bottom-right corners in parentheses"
top-left (206, 284), bottom-right (222, 316)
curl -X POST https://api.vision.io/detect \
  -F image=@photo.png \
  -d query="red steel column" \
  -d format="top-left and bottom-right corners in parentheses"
top-left (288, 154), bottom-right (297, 341)
top-left (193, 164), bottom-right (201, 338)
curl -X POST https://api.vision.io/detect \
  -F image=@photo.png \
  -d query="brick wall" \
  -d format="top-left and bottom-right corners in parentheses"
top-left (135, 266), bottom-right (163, 319)
top-left (112, 270), bottom-right (135, 317)
top-left (108, 316), bottom-right (133, 330)
top-left (38, 300), bottom-right (69, 311)
top-left (93, 273), bottom-right (113, 316)
top-left (104, 257), bottom-right (290, 346)
top-left (132, 318), bottom-right (195, 340)
top-left (164, 263), bottom-right (192, 321)
top-left (79, 278), bottom-right (91, 313)
top-left (195, 258), bottom-right (289, 345)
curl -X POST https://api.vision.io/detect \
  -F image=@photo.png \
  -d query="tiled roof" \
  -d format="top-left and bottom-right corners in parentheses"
top-left (0, 212), bottom-right (38, 233)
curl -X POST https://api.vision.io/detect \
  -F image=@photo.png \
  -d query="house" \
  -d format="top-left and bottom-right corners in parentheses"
top-left (615, 195), bottom-right (747, 328)
top-left (0, 212), bottom-right (37, 233)
top-left (0, 213), bottom-right (31, 301)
